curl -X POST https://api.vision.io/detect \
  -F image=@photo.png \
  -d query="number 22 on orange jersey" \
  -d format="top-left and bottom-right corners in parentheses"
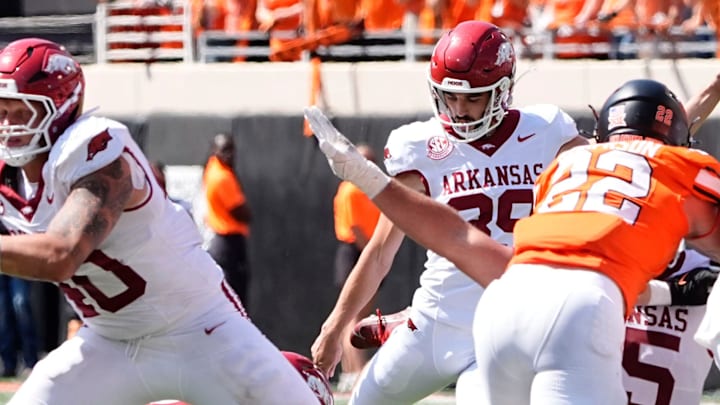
top-left (535, 148), bottom-right (652, 225)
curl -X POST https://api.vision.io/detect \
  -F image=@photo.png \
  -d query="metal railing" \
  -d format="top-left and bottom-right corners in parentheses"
top-left (0, 7), bottom-right (714, 64)
top-left (0, 14), bottom-right (95, 63)
top-left (94, 0), bottom-right (193, 63)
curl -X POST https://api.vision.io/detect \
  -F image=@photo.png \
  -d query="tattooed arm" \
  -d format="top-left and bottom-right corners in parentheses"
top-left (0, 155), bottom-right (146, 281)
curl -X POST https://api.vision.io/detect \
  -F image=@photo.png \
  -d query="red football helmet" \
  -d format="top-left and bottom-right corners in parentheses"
top-left (428, 21), bottom-right (516, 142)
top-left (282, 351), bottom-right (334, 405)
top-left (0, 38), bottom-right (85, 166)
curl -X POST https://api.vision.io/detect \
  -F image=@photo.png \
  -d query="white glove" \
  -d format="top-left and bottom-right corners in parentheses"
top-left (304, 106), bottom-right (390, 198)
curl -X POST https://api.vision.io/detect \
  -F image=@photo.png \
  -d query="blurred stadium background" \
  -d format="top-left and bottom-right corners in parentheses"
top-left (4, 0), bottom-right (720, 400)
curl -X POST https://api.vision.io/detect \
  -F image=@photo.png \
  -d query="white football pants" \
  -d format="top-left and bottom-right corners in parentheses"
top-left (350, 307), bottom-right (478, 404)
top-left (467, 264), bottom-right (627, 405)
top-left (9, 304), bottom-right (317, 405)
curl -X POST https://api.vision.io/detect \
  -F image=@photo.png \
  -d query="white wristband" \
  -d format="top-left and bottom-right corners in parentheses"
top-left (354, 160), bottom-right (391, 199)
top-left (646, 279), bottom-right (672, 306)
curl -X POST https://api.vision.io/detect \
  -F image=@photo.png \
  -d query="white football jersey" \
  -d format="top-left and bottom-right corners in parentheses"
top-left (0, 114), bottom-right (233, 340)
top-left (384, 105), bottom-right (578, 328)
top-left (624, 249), bottom-right (714, 405)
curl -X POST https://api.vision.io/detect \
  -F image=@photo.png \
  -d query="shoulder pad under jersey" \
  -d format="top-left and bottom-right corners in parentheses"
top-left (384, 118), bottom-right (447, 176)
top-left (516, 104), bottom-right (579, 146)
top-left (50, 116), bottom-right (128, 187)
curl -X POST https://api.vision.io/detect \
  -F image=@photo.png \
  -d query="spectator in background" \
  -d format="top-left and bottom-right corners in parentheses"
top-left (256, 0), bottom-right (304, 61)
top-left (488, 0), bottom-right (530, 38)
top-left (311, 0), bottom-right (361, 29)
top-left (595, 0), bottom-right (640, 59)
top-left (547, 0), bottom-right (612, 59)
top-left (203, 134), bottom-right (252, 307)
top-left (417, 0), bottom-right (480, 44)
top-left (331, 143), bottom-right (381, 393)
top-left (361, 0), bottom-right (424, 30)
top-left (192, 0), bottom-right (257, 62)
top-left (225, 0), bottom-right (259, 61)
top-left (0, 222), bottom-right (39, 377)
top-left (191, 0), bottom-right (229, 34)
top-left (679, 0), bottom-right (719, 58)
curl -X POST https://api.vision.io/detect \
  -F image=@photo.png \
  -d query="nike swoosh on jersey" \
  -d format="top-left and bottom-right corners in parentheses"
top-left (204, 321), bottom-right (227, 335)
top-left (518, 133), bottom-right (537, 142)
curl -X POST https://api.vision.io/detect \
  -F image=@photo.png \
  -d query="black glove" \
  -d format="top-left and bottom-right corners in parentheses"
top-left (668, 267), bottom-right (718, 306)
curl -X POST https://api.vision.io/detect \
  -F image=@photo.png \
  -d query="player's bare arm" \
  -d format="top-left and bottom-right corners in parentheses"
top-left (684, 196), bottom-right (720, 261)
top-left (312, 171), bottom-right (422, 375)
top-left (0, 156), bottom-right (142, 281)
top-left (372, 180), bottom-right (512, 287)
top-left (379, 174), bottom-right (512, 287)
top-left (312, 214), bottom-right (402, 376)
top-left (684, 73), bottom-right (720, 135)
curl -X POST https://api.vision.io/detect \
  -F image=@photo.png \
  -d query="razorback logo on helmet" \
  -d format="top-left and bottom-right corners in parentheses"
top-left (427, 135), bottom-right (453, 160)
top-left (305, 374), bottom-right (334, 405)
top-left (87, 129), bottom-right (112, 161)
top-left (607, 105), bottom-right (627, 130)
top-left (496, 42), bottom-right (513, 66)
top-left (43, 53), bottom-right (78, 75)
top-left (383, 147), bottom-right (392, 160)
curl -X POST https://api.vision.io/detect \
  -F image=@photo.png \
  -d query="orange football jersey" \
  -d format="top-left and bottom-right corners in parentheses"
top-left (511, 140), bottom-right (720, 315)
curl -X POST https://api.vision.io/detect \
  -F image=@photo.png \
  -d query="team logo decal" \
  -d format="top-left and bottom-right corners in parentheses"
top-left (496, 42), bottom-right (513, 66)
top-left (304, 373), bottom-right (333, 405)
top-left (87, 129), bottom-right (112, 161)
top-left (427, 135), bottom-right (453, 160)
top-left (607, 105), bottom-right (627, 130)
top-left (43, 54), bottom-right (78, 75)
top-left (407, 317), bottom-right (418, 332)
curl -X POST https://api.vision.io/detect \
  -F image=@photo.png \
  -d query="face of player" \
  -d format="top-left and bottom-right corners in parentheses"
top-left (441, 91), bottom-right (491, 128)
top-left (0, 98), bottom-right (47, 148)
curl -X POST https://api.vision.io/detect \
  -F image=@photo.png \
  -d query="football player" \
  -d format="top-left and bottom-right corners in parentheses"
top-left (350, 249), bottom-right (719, 404)
top-left (624, 248), bottom-right (718, 405)
top-left (0, 38), bottom-right (317, 404)
top-left (305, 78), bottom-right (720, 403)
top-left (347, 70), bottom-right (720, 404)
top-left (310, 20), bottom-right (588, 404)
